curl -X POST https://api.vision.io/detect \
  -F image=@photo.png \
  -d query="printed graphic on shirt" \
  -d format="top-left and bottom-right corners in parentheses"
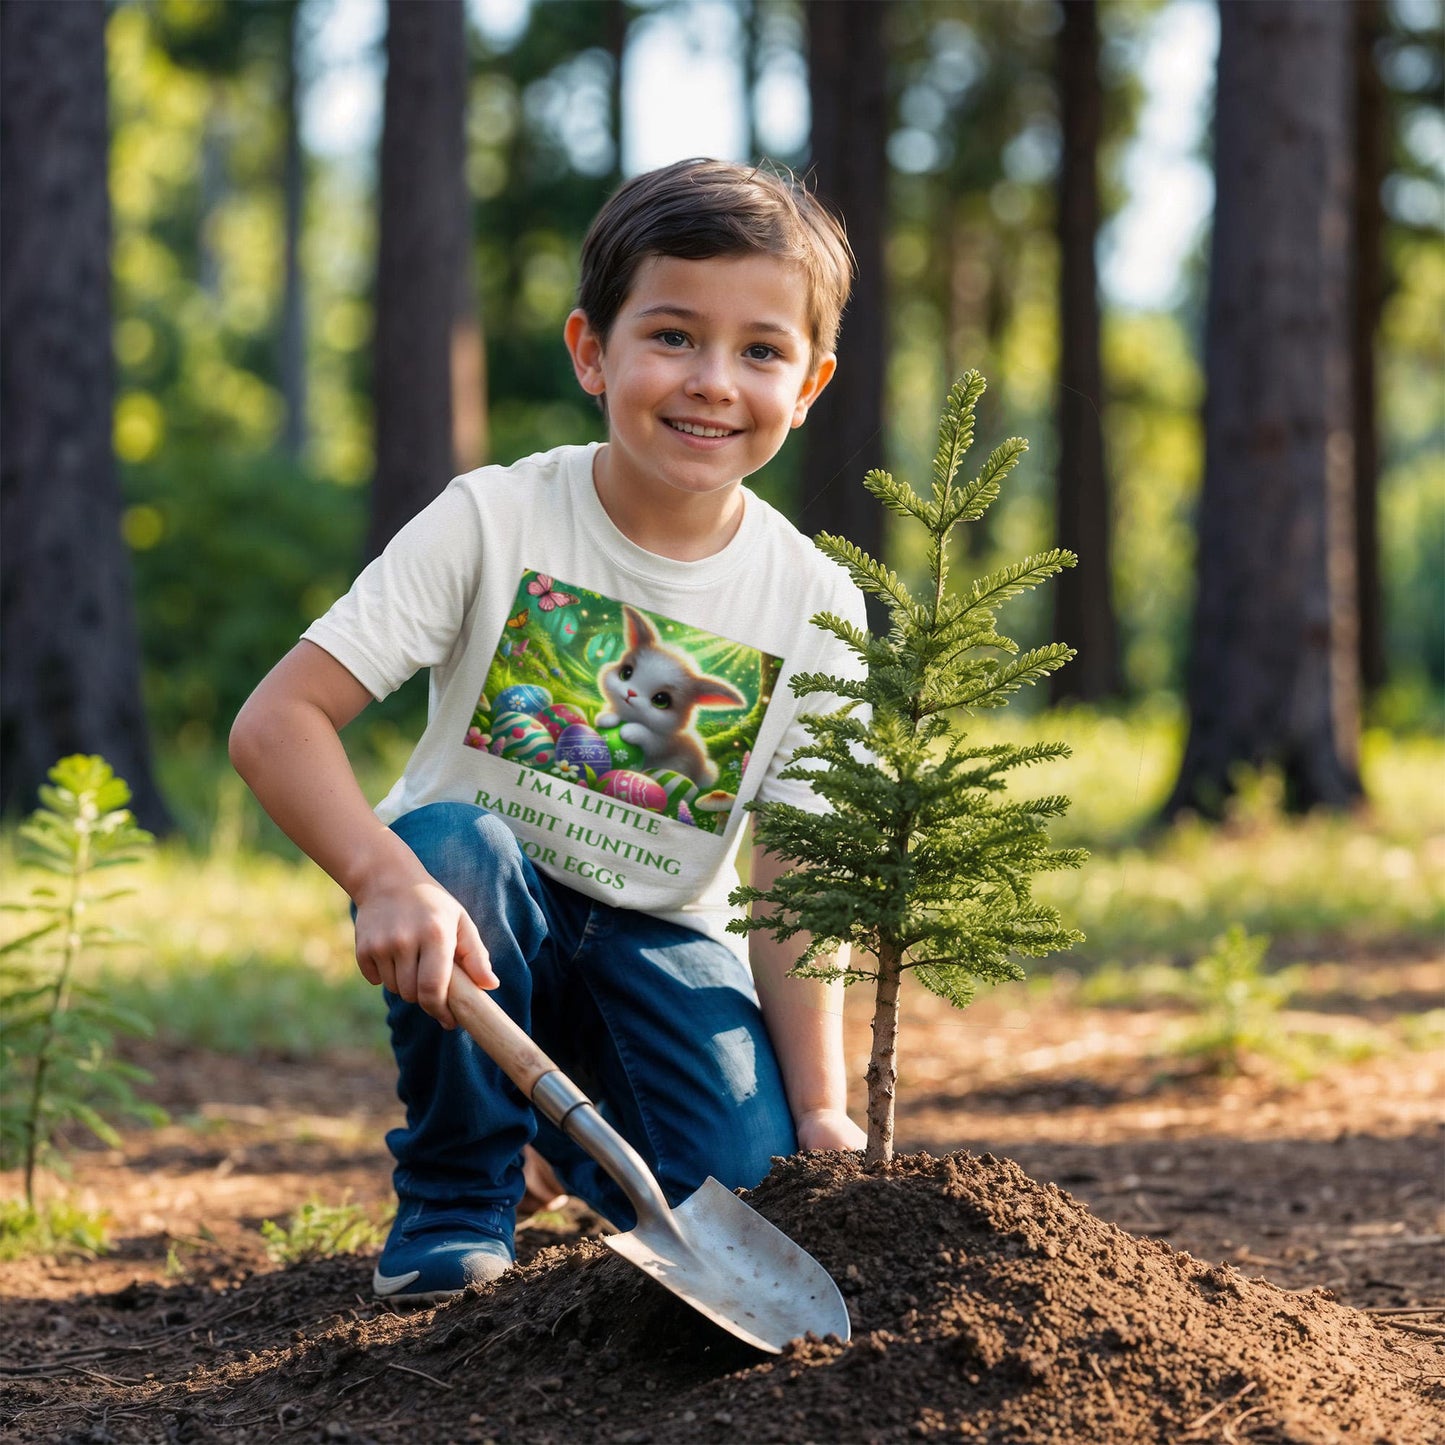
top-left (464, 571), bottom-right (782, 836)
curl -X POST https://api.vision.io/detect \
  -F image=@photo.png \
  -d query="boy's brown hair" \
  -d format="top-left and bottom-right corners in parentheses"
top-left (576, 158), bottom-right (854, 364)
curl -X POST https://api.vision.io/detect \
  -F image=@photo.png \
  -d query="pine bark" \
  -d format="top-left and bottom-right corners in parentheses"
top-left (802, 0), bottom-right (888, 631)
top-left (1051, 0), bottom-right (1121, 703)
top-left (1352, 0), bottom-right (1388, 698)
top-left (864, 941), bottom-right (903, 1167)
top-left (365, 0), bottom-right (469, 560)
top-left (1166, 0), bottom-right (1362, 818)
top-left (278, 0), bottom-right (307, 462)
top-left (0, 0), bottom-right (170, 830)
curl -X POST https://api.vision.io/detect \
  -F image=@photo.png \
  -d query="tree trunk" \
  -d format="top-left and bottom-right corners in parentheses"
top-left (802, 0), bottom-right (888, 631)
top-left (606, 0), bottom-right (628, 179)
top-left (864, 941), bottom-right (903, 1167)
top-left (0, 0), bottom-right (171, 831)
top-left (1352, 0), bottom-right (1388, 698)
top-left (365, 0), bottom-right (469, 560)
top-left (1051, 0), bottom-right (1121, 703)
top-left (278, 0), bottom-right (307, 461)
top-left (1166, 0), bottom-right (1362, 818)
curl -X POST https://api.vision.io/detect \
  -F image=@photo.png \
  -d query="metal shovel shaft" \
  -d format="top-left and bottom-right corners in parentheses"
top-left (447, 969), bottom-right (851, 1352)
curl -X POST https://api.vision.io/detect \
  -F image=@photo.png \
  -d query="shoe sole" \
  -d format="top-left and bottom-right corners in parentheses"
top-left (372, 1260), bottom-right (512, 1305)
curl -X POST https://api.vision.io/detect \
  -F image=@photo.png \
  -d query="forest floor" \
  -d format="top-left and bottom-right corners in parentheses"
top-left (2, 944), bottom-right (1441, 1444)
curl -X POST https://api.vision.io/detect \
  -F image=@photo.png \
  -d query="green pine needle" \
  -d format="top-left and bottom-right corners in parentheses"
top-left (0, 756), bottom-right (165, 1209)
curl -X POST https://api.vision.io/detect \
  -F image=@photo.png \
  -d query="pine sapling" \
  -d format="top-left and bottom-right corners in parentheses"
top-left (0, 756), bottom-right (165, 1209)
top-left (730, 372), bottom-right (1086, 1165)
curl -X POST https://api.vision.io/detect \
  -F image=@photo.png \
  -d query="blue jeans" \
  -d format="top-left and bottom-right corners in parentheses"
top-left (381, 802), bottom-right (796, 1229)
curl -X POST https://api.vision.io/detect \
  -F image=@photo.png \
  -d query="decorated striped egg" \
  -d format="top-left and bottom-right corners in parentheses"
top-left (554, 723), bottom-right (613, 776)
top-left (489, 713), bottom-right (554, 766)
top-left (598, 770), bottom-right (667, 812)
top-left (494, 683), bottom-right (552, 716)
top-left (646, 769), bottom-right (701, 817)
top-left (536, 703), bottom-right (589, 740)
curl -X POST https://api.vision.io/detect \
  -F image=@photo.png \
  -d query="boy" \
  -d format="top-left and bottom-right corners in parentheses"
top-left (230, 158), bottom-right (867, 1304)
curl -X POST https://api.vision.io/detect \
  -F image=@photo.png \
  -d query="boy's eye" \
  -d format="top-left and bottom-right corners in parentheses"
top-left (656, 330), bottom-right (689, 348)
top-left (744, 343), bottom-right (781, 362)
top-left (650, 692), bottom-right (672, 710)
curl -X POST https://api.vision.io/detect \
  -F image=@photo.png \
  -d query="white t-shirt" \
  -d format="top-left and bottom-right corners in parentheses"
top-left (304, 442), bottom-right (865, 954)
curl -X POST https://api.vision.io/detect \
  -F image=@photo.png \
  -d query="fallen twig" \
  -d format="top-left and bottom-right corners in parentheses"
top-left (1086, 1353), bottom-right (1119, 1412)
top-left (1377, 1320), bottom-right (1445, 1338)
top-left (1331, 1233), bottom-right (1445, 1254)
top-left (387, 1361), bottom-right (453, 1390)
top-left (1221, 1403), bottom-right (1265, 1444)
top-left (451, 1319), bottom-right (526, 1370)
top-left (1183, 1380), bottom-right (1257, 1435)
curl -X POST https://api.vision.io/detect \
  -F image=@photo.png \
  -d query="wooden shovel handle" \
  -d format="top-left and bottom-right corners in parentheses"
top-left (447, 966), bottom-right (559, 1101)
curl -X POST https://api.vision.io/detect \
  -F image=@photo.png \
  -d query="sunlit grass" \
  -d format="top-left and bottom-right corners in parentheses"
top-left (1, 705), bottom-right (1438, 1062)
top-left (969, 702), bottom-right (1445, 962)
top-left (0, 1196), bottom-right (113, 1260)
top-left (0, 820), bottom-right (381, 1059)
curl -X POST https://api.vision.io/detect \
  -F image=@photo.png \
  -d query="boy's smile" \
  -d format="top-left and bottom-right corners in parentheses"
top-left (565, 254), bottom-right (835, 556)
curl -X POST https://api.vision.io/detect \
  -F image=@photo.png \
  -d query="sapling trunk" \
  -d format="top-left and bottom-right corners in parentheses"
top-left (865, 941), bottom-right (904, 1166)
top-left (22, 826), bottom-right (88, 1207)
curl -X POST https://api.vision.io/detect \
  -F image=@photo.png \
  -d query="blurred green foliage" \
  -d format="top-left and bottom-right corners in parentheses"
top-left (123, 452), bottom-right (364, 748)
top-left (102, 0), bottom-right (1442, 791)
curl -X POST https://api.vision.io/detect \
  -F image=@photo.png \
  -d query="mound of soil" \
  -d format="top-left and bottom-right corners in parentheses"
top-left (5, 1150), bottom-right (1439, 1444)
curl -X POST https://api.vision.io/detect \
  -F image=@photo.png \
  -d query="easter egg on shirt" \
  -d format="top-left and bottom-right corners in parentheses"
top-left (598, 770), bottom-right (667, 812)
top-left (646, 769), bottom-right (701, 817)
top-left (599, 726), bottom-right (647, 772)
top-left (494, 684), bottom-right (552, 717)
top-left (554, 723), bottom-right (613, 775)
top-left (489, 713), bottom-right (554, 766)
top-left (536, 703), bottom-right (589, 740)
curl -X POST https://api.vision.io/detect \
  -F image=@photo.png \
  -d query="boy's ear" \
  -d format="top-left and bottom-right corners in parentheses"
top-left (565, 310), bottom-right (607, 397)
top-left (791, 354), bottom-right (837, 428)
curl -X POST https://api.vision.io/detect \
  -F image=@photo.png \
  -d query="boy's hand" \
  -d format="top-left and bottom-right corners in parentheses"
top-left (795, 1107), bottom-right (866, 1154)
top-left (353, 877), bottom-right (498, 1029)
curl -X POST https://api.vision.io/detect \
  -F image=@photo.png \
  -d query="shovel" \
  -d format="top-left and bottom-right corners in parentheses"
top-left (447, 967), bottom-right (851, 1353)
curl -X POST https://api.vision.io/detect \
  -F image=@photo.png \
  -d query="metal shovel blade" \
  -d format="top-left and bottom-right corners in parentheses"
top-left (606, 1176), bottom-right (852, 1354)
top-left (445, 971), bottom-right (851, 1354)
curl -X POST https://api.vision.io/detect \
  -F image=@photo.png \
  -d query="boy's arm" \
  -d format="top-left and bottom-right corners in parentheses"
top-left (748, 845), bottom-right (866, 1152)
top-left (228, 640), bottom-right (496, 1027)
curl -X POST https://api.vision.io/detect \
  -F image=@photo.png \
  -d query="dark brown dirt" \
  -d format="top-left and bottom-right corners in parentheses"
top-left (2, 1152), bottom-right (1440, 1444)
top-left (2, 955), bottom-right (1442, 1443)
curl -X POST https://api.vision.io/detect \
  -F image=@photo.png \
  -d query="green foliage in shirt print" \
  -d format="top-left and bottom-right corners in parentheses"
top-left (464, 571), bottom-right (782, 833)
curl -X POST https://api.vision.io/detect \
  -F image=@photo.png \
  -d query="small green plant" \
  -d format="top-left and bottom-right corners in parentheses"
top-left (259, 1198), bottom-right (392, 1264)
top-left (0, 756), bottom-right (166, 1208)
top-left (0, 1195), bottom-right (113, 1261)
top-left (1168, 925), bottom-right (1303, 1074)
top-left (731, 372), bottom-right (1085, 1164)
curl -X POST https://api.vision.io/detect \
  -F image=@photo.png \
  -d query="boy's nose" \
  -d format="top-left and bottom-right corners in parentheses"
top-left (686, 351), bottom-right (737, 403)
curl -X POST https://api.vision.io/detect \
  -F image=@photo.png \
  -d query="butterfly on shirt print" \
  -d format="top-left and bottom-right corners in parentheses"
top-left (525, 575), bottom-right (584, 650)
top-left (528, 575), bottom-right (578, 612)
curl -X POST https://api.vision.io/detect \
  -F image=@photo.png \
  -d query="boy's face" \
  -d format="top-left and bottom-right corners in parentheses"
top-left (564, 253), bottom-right (835, 510)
